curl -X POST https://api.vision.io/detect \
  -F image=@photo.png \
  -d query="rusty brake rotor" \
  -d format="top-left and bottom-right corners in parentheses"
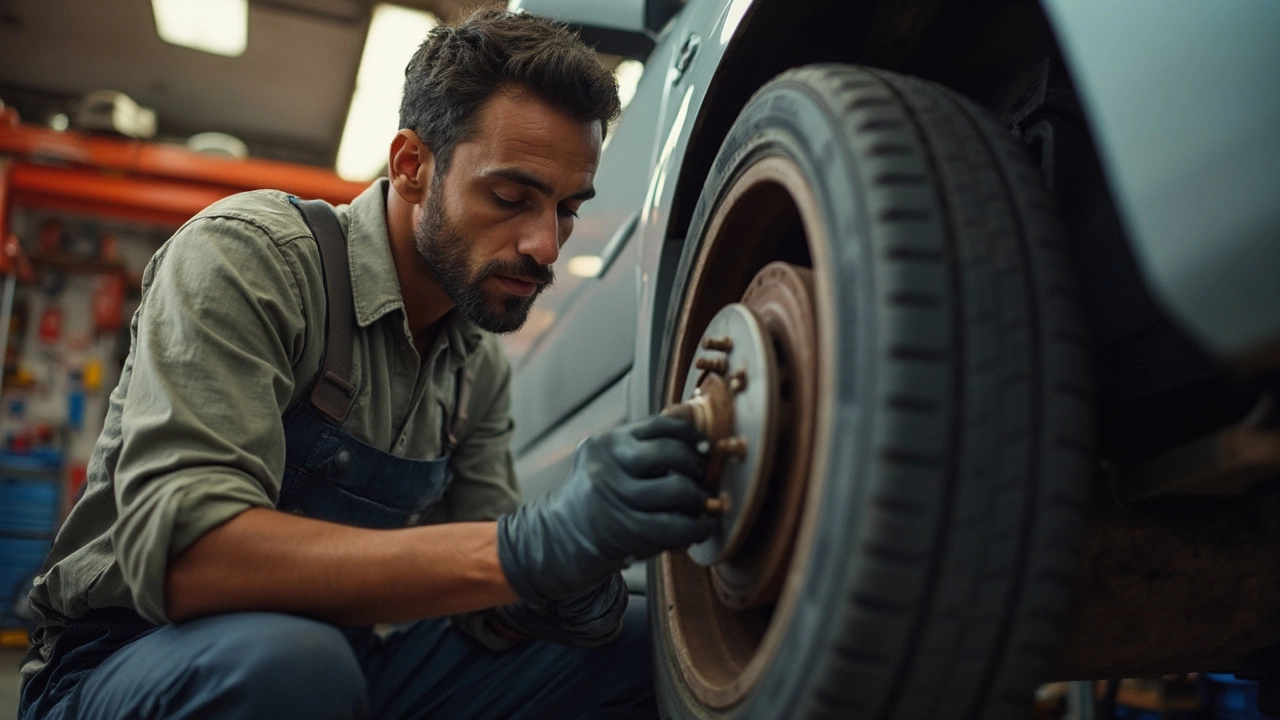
top-left (662, 261), bottom-right (818, 607)
top-left (677, 302), bottom-right (780, 566)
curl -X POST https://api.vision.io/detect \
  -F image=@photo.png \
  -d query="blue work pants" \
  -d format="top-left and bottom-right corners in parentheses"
top-left (20, 597), bottom-right (656, 720)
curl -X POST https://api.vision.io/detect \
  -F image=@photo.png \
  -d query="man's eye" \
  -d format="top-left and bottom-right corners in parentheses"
top-left (493, 193), bottom-right (523, 209)
top-left (558, 204), bottom-right (580, 219)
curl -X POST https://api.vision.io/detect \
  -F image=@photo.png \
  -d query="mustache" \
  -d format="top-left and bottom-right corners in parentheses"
top-left (480, 256), bottom-right (556, 287)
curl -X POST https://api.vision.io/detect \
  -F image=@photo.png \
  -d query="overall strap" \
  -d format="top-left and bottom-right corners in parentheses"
top-left (293, 198), bottom-right (357, 425)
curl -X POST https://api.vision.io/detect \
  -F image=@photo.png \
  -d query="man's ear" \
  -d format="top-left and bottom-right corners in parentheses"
top-left (389, 129), bottom-right (434, 204)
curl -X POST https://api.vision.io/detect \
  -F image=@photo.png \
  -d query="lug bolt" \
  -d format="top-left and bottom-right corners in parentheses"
top-left (704, 493), bottom-right (730, 515)
top-left (728, 370), bottom-right (748, 393)
top-left (695, 356), bottom-right (729, 374)
top-left (702, 336), bottom-right (733, 352)
top-left (716, 437), bottom-right (748, 457)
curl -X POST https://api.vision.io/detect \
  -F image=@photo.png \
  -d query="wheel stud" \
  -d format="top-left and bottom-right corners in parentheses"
top-left (716, 437), bottom-right (748, 457)
top-left (695, 356), bottom-right (729, 374)
top-left (702, 336), bottom-right (734, 352)
top-left (704, 493), bottom-right (730, 515)
top-left (728, 370), bottom-right (748, 393)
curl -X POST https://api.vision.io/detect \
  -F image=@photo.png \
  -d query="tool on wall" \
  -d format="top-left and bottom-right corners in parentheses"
top-left (92, 274), bottom-right (125, 334)
top-left (0, 231), bottom-right (33, 399)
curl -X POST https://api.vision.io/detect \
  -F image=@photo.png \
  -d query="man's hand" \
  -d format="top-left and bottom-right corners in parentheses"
top-left (492, 571), bottom-right (628, 648)
top-left (497, 415), bottom-right (716, 603)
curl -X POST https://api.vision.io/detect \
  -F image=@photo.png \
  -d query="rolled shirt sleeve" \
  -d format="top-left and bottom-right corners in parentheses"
top-left (112, 215), bottom-right (308, 623)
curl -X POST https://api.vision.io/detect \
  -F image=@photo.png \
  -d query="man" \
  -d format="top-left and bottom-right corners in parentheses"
top-left (18, 9), bottom-right (715, 720)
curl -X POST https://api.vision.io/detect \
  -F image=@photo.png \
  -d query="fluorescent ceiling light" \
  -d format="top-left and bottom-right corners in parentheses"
top-left (567, 255), bottom-right (604, 278)
top-left (152, 0), bottom-right (248, 57)
top-left (336, 4), bottom-right (438, 182)
top-left (615, 59), bottom-right (644, 112)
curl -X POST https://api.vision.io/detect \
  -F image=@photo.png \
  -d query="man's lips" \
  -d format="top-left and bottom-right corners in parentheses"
top-left (493, 274), bottom-right (540, 297)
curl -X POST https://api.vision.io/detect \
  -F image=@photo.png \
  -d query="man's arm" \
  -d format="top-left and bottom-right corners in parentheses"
top-left (113, 211), bottom-right (317, 624)
top-left (166, 508), bottom-right (518, 623)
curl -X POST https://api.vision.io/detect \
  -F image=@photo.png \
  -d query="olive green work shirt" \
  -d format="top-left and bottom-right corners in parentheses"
top-left (23, 179), bottom-right (519, 683)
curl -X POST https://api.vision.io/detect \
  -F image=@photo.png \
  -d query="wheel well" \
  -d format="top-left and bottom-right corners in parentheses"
top-left (663, 0), bottom-right (1261, 464)
top-left (666, 0), bottom-right (1068, 238)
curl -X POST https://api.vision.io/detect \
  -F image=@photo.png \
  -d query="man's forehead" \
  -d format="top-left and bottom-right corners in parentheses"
top-left (467, 90), bottom-right (602, 160)
top-left (449, 94), bottom-right (601, 192)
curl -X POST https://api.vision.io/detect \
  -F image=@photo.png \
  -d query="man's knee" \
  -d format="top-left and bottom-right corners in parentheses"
top-left (620, 596), bottom-right (654, 674)
top-left (160, 613), bottom-right (368, 719)
top-left (546, 596), bottom-right (656, 717)
top-left (585, 595), bottom-right (655, 705)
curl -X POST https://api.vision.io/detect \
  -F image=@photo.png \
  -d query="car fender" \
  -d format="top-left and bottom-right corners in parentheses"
top-left (1033, 0), bottom-right (1280, 363)
top-left (630, 0), bottom-right (763, 420)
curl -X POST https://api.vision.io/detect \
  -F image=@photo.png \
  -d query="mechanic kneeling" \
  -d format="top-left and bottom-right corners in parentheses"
top-left (18, 10), bottom-right (715, 720)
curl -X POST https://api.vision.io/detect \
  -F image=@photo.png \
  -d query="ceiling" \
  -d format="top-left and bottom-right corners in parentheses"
top-left (0, 0), bottom-right (495, 168)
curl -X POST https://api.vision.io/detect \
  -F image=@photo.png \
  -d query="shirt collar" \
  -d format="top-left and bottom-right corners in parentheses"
top-left (341, 178), bottom-right (485, 364)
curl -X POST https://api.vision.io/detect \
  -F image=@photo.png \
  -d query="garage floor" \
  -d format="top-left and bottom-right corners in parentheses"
top-left (2, 647), bottom-right (23, 718)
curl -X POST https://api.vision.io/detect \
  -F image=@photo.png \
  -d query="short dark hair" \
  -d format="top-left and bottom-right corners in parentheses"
top-left (399, 8), bottom-right (621, 176)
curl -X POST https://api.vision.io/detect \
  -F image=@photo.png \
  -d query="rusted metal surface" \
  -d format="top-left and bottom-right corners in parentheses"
top-left (702, 336), bottom-right (734, 353)
top-left (1118, 396), bottom-right (1280, 502)
top-left (662, 372), bottom-right (735, 442)
top-left (1052, 490), bottom-right (1280, 679)
top-left (660, 262), bottom-right (817, 603)
top-left (695, 356), bottom-right (730, 374)
top-left (681, 303), bottom-right (781, 566)
top-left (658, 156), bottom-right (828, 711)
top-left (665, 159), bottom-right (816, 413)
top-left (662, 371), bottom-right (736, 516)
top-left (711, 262), bottom-right (817, 609)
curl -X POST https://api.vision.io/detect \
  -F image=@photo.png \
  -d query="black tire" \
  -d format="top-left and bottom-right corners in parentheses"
top-left (650, 64), bottom-right (1095, 719)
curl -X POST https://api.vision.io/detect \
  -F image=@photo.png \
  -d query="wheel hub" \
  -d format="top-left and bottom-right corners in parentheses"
top-left (667, 262), bottom-right (818, 607)
top-left (681, 302), bottom-right (781, 566)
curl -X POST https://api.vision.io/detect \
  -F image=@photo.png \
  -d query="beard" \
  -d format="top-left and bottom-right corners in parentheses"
top-left (413, 186), bottom-right (555, 334)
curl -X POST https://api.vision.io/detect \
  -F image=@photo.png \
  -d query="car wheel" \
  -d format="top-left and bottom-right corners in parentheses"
top-left (650, 64), bottom-right (1095, 719)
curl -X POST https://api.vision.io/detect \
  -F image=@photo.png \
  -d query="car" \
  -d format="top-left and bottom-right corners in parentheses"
top-left (502, 1), bottom-right (1280, 718)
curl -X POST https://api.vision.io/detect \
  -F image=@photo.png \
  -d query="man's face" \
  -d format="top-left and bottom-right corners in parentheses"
top-left (413, 88), bottom-right (602, 334)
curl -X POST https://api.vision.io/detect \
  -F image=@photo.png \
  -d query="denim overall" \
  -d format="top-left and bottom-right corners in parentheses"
top-left (276, 196), bottom-right (458, 535)
top-left (19, 200), bottom-right (656, 720)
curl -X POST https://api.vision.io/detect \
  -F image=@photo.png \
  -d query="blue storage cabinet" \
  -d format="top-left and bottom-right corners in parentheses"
top-left (1205, 674), bottom-right (1280, 720)
top-left (0, 449), bottom-right (62, 629)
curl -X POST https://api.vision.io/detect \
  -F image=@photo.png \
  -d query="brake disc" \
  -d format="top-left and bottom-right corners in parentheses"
top-left (681, 302), bottom-right (781, 566)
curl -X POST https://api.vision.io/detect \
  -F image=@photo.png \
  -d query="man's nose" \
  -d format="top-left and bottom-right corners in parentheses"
top-left (517, 211), bottom-right (562, 267)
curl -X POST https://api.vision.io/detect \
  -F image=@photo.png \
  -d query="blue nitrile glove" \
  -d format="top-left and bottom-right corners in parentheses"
top-left (497, 415), bottom-right (716, 603)
top-left (492, 571), bottom-right (628, 648)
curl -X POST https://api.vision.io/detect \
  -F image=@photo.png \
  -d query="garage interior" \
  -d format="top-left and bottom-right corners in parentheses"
top-left (2, 0), bottom-right (1279, 719)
